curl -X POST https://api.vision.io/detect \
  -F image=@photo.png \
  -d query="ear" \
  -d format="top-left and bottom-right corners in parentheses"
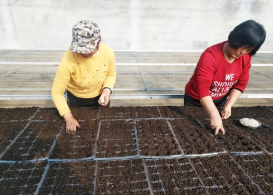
top-left (97, 39), bottom-right (101, 46)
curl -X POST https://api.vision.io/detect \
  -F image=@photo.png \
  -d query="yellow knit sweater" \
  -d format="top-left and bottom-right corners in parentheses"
top-left (51, 42), bottom-right (116, 116)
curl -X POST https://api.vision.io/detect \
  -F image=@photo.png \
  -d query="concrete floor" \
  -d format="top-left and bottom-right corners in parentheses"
top-left (0, 50), bottom-right (273, 108)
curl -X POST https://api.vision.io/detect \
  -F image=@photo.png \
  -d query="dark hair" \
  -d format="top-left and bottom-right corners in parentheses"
top-left (228, 20), bottom-right (266, 56)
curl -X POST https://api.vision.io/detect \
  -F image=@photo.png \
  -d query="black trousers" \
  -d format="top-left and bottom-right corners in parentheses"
top-left (67, 90), bottom-right (110, 108)
top-left (184, 93), bottom-right (228, 108)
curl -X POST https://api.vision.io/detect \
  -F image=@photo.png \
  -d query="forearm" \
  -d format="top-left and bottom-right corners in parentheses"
top-left (200, 96), bottom-right (225, 135)
top-left (51, 89), bottom-right (71, 116)
top-left (63, 112), bottom-right (73, 121)
top-left (103, 75), bottom-right (116, 90)
top-left (200, 96), bottom-right (220, 118)
top-left (225, 89), bottom-right (242, 107)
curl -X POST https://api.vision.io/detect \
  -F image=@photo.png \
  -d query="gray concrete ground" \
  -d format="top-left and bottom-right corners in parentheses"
top-left (0, 50), bottom-right (273, 107)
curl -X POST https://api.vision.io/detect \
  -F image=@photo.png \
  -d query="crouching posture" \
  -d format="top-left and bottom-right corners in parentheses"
top-left (184, 20), bottom-right (266, 135)
top-left (51, 20), bottom-right (116, 134)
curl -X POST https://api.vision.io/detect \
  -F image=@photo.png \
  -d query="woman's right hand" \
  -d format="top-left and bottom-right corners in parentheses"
top-left (210, 114), bottom-right (225, 135)
top-left (63, 113), bottom-right (80, 135)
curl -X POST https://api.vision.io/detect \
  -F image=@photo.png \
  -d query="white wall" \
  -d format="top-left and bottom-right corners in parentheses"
top-left (0, 0), bottom-right (272, 51)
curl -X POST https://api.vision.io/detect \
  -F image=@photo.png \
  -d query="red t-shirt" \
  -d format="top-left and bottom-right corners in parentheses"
top-left (185, 41), bottom-right (251, 100)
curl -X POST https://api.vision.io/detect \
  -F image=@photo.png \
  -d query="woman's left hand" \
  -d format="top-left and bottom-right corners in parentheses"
top-left (98, 89), bottom-right (111, 106)
top-left (221, 104), bottom-right (231, 119)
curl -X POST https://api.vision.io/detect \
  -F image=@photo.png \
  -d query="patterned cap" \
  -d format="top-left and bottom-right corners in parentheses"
top-left (70, 20), bottom-right (101, 54)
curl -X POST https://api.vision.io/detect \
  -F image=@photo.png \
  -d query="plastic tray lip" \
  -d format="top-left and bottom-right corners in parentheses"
top-left (94, 155), bottom-right (139, 161)
top-left (185, 151), bottom-right (228, 158)
top-left (0, 158), bottom-right (48, 164)
top-left (48, 157), bottom-right (94, 162)
top-left (140, 154), bottom-right (185, 159)
top-left (230, 151), bottom-right (263, 156)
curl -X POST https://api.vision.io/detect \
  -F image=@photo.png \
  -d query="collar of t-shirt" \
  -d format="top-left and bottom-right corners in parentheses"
top-left (91, 45), bottom-right (100, 57)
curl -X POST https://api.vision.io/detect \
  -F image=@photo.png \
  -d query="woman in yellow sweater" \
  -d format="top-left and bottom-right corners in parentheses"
top-left (51, 20), bottom-right (116, 134)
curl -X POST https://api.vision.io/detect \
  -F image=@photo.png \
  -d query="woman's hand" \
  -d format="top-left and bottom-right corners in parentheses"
top-left (210, 114), bottom-right (225, 135)
top-left (98, 88), bottom-right (111, 106)
top-left (200, 96), bottom-right (225, 135)
top-left (63, 113), bottom-right (80, 135)
top-left (221, 104), bottom-right (232, 119)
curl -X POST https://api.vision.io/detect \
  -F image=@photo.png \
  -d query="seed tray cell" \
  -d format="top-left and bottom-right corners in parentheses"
top-left (95, 120), bottom-right (138, 158)
top-left (169, 119), bottom-right (224, 155)
top-left (145, 158), bottom-right (204, 194)
top-left (32, 108), bottom-right (62, 121)
top-left (51, 120), bottom-right (99, 160)
top-left (233, 154), bottom-right (273, 194)
top-left (99, 106), bottom-right (161, 119)
top-left (1, 121), bottom-right (64, 161)
top-left (0, 161), bottom-right (47, 194)
top-left (95, 159), bottom-right (150, 194)
top-left (39, 161), bottom-right (96, 194)
top-left (157, 106), bottom-right (189, 118)
top-left (191, 154), bottom-right (264, 194)
top-left (0, 107), bottom-right (38, 121)
top-left (200, 119), bottom-right (262, 153)
top-left (229, 106), bottom-right (273, 120)
top-left (137, 119), bottom-right (182, 157)
top-left (70, 107), bottom-right (100, 120)
top-left (262, 118), bottom-right (273, 128)
top-left (236, 119), bottom-right (273, 153)
top-left (183, 106), bottom-right (210, 119)
top-left (0, 121), bottom-right (29, 157)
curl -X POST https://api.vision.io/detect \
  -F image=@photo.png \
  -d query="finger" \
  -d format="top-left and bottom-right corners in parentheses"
top-left (220, 110), bottom-right (225, 117)
top-left (105, 99), bottom-right (110, 105)
top-left (221, 127), bottom-right (226, 135)
top-left (224, 113), bottom-right (231, 119)
top-left (76, 121), bottom-right (80, 128)
top-left (98, 102), bottom-right (105, 106)
top-left (214, 128), bottom-right (219, 135)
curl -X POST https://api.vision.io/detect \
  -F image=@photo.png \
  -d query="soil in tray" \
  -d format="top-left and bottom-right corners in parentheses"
top-left (70, 107), bottom-right (100, 120)
top-left (145, 158), bottom-right (204, 194)
top-left (95, 120), bottom-right (137, 158)
top-left (191, 154), bottom-right (262, 194)
top-left (33, 108), bottom-right (62, 121)
top-left (169, 119), bottom-right (223, 155)
top-left (159, 106), bottom-right (210, 120)
top-left (39, 161), bottom-right (96, 194)
top-left (229, 106), bottom-right (273, 120)
top-left (136, 119), bottom-right (181, 156)
top-left (0, 107), bottom-right (38, 121)
top-left (2, 120), bottom-right (64, 161)
top-left (0, 161), bottom-right (47, 194)
top-left (0, 121), bottom-right (28, 155)
top-left (158, 106), bottom-right (189, 118)
top-left (200, 119), bottom-right (261, 152)
top-left (51, 120), bottom-right (99, 159)
top-left (234, 119), bottom-right (273, 153)
top-left (233, 154), bottom-right (273, 194)
top-left (99, 106), bottom-right (161, 120)
top-left (95, 159), bottom-right (150, 194)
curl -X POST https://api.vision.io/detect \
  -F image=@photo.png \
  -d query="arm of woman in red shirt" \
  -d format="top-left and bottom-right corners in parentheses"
top-left (200, 96), bottom-right (225, 135)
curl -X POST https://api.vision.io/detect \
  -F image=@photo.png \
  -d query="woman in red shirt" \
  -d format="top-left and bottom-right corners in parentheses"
top-left (184, 20), bottom-right (266, 135)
